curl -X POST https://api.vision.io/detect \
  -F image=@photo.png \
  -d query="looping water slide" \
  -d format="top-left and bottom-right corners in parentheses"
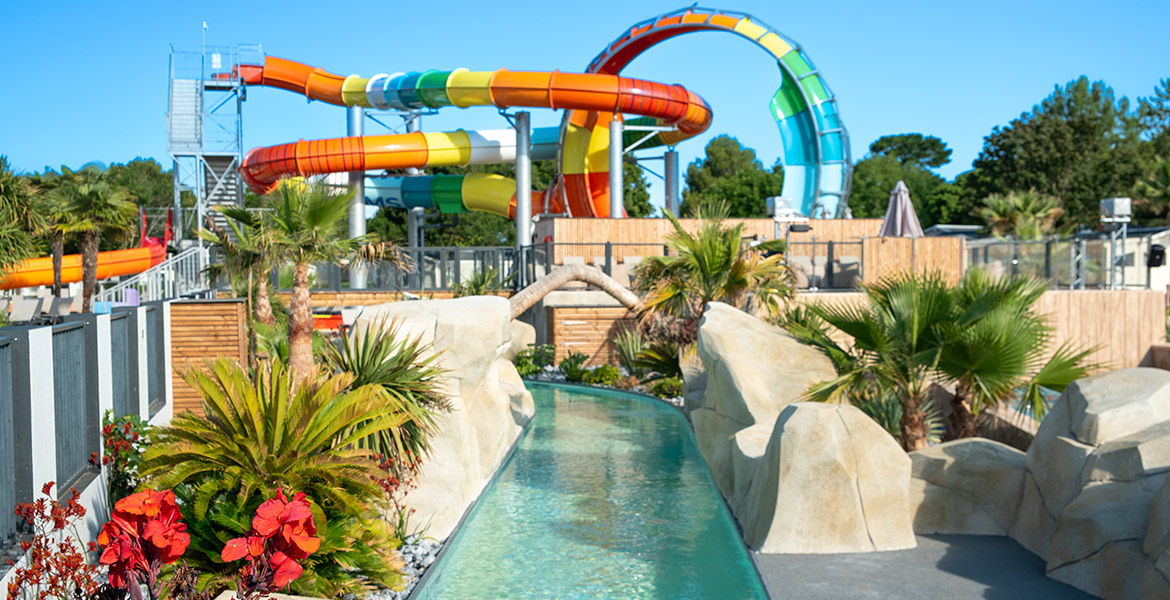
top-left (237, 6), bottom-right (849, 220)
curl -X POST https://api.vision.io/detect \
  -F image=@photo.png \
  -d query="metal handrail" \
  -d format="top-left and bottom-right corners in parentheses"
top-left (97, 247), bottom-right (209, 304)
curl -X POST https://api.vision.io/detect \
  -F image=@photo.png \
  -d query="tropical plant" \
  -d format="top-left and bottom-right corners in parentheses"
top-left (0, 157), bottom-right (42, 273)
top-left (977, 190), bottom-right (1063, 240)
top-left (26, 169), bottom-right (76, 297)
top-left (49, 166), bottom-right (137, 312)
top-left (7, 483), bottom-right (105, 600)
top-left (583, 364), bottom-right (621, 386)
top-left (450, 266), bottom-right (512, 298)
top-left (201, 205), bottom-right (277, 327)
top-left (780, 270), bottom-right (1094, 450)
top-left (650, 376), bottom-right (683, 399)
top-left (220, 490), bottom-right (321, 597)
top-left (612, 327), bottom-right (647, 378)
top-left (633, 339), bottom-right (684, 384)
top-left (96, 488), bottom-right (191, 598)
top-left (559, 351), bottom-right (591, 383)
top-left (632, 199), bottom-right (792, 346)
top-left (323, 317), bottom-right (449, 472)
top-left (97, 410), bottom-right (151, 509)
top-left (262, 180), bottom-right (406, 380)
top-left (139, 358), bottom-right (407, 594)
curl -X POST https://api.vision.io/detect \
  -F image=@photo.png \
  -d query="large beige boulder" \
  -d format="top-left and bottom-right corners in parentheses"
top-left (693, 303), bottom-right (837, 502)
top-left (697, 303), bottom-right (836, 428)
top-left (1004, 367), bottom-right (1170, 598)
top-left (505, 319), bottom-right (536, 361)
top-left (909, 438), bottom-right (1027, 535)
top-left (739, 403), bottom-right (916, 554)
top-left (357, 297), bottom-right (535, 540)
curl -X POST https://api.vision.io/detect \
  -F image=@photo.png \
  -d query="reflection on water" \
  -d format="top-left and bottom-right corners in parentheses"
top-left (415, 383), bottom-right (766, 599)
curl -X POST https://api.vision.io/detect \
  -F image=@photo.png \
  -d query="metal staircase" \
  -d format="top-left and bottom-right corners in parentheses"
top-left (97, 247), bottom-right (211, 304)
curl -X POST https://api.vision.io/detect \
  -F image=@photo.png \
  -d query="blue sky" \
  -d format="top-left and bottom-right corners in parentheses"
top-left (2, 0), bottom-right (1167, 210)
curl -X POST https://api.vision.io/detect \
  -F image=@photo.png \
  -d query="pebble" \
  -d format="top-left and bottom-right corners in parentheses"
top-left (366, 534), bottom-right (443, 600)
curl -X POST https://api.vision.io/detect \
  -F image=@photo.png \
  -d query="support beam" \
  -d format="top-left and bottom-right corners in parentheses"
top-left (664, 149), bottom-right (679, 216)
top-left (609, 118), bottom-right (624, 219)
top-left (515, 111), bottom-right (532, 288)
top-left (347, 105), bottom-right (367, 289)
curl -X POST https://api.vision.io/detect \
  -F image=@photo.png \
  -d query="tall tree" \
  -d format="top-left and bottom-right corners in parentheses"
top-left (967, 77), bottom-right (1145, 228)
top-left (51, 166), bottom-right (137, 312)
top-left (107, 158), bottom-right (174, 208)
top-left (622, 160), bottom-right (654, 218)
top-left (265, 181), bottom-right (404, 380)
top-left (1133, 155), bottom-right (1170, 224)
top-left (869, 133), bottom-right (953, 168)
top-left (977, 190), bottom-right (1063, 239)
top-left (682, 135), bottom-right (784, 217)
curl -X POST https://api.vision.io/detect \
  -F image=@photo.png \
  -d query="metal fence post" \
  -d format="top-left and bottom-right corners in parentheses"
top-left (605, 242), bottom-right (613, 276)
top-left (827, 241), bottom-right (836, 289)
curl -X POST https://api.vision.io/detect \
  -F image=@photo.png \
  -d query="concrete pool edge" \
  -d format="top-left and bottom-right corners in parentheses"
top-left (411, 380), bottom-right (771, 598)
top-left (404, 403), bottom-right (535, 599)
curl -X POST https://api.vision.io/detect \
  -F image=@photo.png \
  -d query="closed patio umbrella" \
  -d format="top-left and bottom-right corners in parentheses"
top-left (878, 181), bottom-right (925, 238)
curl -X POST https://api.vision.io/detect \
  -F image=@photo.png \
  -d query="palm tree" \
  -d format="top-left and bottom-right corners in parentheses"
top-left (51, 167), bottom-right (137, 312)
top-left (0, 157), bottom-right (40, 272)
top-left (200, 205), bottom-right (277, 326)
top-left (263, 180), bottom-right (405, 380)
top-left (632, 200), bottom-right (793, 345)
top-left (783, 269), bottom-right (1094, 450)
top-left (27, 169), bottom-right (76, 297)
top-left (977, 190), bottom-right (1063, 239)
top-left (1134, 156), bottom-right (1170, 219)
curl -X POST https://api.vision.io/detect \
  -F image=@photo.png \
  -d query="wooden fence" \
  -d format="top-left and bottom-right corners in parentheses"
top-left (169, 299), bottom-right (247, 417)
top-left (546, 306), bottom-right (636, 368)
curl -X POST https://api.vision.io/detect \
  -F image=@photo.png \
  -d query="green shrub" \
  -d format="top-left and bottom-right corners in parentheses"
top-left (451, 267), bottom-right (513, 297)
top-left (514, 343), bottom-right (556, 377)
top-left (635, 339), bottom-right (683, 383)
top-left (141, 358), bottom-right (406, 595)
top-left (650, 376), bottom-right (683, 399)
top-left (584, 364), bottom-right (621, 386)
top-left (559, 351), bottom-right (591, 383)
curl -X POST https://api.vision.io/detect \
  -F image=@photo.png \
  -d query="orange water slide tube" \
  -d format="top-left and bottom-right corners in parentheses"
top-left (237, 57), bottom-right (713, 217)
top-left (0, 244), bottom-right (166, 291)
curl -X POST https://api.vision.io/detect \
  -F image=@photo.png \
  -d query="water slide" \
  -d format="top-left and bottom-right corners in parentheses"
top-left (236, 57), bottom-right (712, 218)
top-left (0, 216), bottom-right (168, 291)
top-left (578, 7), bottom-right (851, 218)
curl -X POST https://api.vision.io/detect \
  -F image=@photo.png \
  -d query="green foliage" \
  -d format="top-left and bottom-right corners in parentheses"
top-left (451, 266), bottom-right (512, 297)
top-left (1133, 155), bottom-right (1170, 224)
top-left (633, 200), bottom-right (793, 345)
top-left (869, 133), bottom-right (953, 169)
top-left (650, 377), bottom-right (683, 399)
top-left (633, 339), bottom-right (683, 384)
top-left (141, 358), bottom-right (407, 593)
top-left (0, 156), bottom-right (45, 271)
top-left (558, 351), bottom-right (591, 383)
top-left (513, 343), bottom-right (556, 377)
top-left (613, 327), bottom-right (648, 379)
top-left (99, 410), bottom-right (150, 507)
top-left (323, 316), bottom-right (449, 468)
top-left (780, 269), bottom-right (1095, 449)
top-left (106, 157), bottom-right (174, 208)
top-left (848, 152), bottom-right (973, 228)
top-left (622, 160), bottom-right (654, 217)
top-left (967, 77), bottom-right (1145, 228)
top-left (681, 135), bottom-right (783, 217)
top-left (977, 190), bottom-right (1063, 239)
top-left (583, 364), bottom-right (621, 386)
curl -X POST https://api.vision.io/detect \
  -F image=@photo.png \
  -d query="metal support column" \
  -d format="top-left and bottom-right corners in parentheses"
top-left (405, 114), bottom-right (423, 288)
top-left (609, 118), bottom-right (624, 218)
top-left (515, 111), bottom-right (532, 288)
top-left (664, 149), bottom-right (679, 216)
top-left (347, 105), bottom-right (367, 289)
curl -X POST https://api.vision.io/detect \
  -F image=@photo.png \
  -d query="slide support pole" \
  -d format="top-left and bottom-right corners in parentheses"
top-left (609, 118), bottom-right (624, 219)
top-left (515, 111), bottom-right (532, 288)
top-left (664, 149), bottom-right (679, 216)
top-left (347, 105), bottom-right (367, 289)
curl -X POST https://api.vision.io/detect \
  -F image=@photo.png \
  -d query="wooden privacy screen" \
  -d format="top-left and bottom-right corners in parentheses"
top-left (547, 306), bottom-right (636, 368)
top-left (169, 299), bottom-right (247, 417)
top-left (862, 237), bottom-right (966, 283)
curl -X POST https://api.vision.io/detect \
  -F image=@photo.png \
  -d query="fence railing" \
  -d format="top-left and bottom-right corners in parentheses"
top-left (0, 305), bottom-right (173, 568)
top-left (963, 238), bottom-right (1153, 289)
top-left (98, 247), bottom-right (210, 304)
top-left (144, 305), bottom-right (165, 417)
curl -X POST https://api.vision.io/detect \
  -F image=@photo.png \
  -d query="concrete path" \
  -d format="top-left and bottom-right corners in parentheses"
top-left (753, 535), bottom-right (1094, 599)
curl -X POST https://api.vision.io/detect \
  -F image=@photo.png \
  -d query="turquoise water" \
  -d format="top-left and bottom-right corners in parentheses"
top-left (414, 382), bottom-right (767, 599)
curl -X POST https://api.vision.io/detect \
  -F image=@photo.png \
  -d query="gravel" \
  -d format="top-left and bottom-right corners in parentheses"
top-left (366, 534), bottom-right (443, 600)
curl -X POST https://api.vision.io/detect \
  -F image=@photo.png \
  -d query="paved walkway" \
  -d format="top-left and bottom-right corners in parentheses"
top-left (754, 535), bottom-right (1094, 599)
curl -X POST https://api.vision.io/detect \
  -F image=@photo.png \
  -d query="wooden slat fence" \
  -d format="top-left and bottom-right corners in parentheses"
top-left (169, 299), bottom-right (247, 417)
top-left (547, 306), bottom-right (636, 368)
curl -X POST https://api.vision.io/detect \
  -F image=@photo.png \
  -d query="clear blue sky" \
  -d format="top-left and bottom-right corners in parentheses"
top-left (2, 0), bottom-right (1167, 210)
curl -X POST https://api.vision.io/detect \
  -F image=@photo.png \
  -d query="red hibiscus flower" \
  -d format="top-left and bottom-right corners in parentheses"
top-left (222, 489), bottom-right (321, 596)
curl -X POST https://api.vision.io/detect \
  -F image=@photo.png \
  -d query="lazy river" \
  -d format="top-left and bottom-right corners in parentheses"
top-left (413, 382), bottom-right (767, 599)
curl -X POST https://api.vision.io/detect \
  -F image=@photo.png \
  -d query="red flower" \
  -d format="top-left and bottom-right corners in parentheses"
top-left (222, 489), bottom-right (320, 592)
top-left (96, 489), bottom-right (190, 592)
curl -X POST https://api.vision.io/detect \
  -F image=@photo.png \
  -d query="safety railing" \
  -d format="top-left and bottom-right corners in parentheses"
top-left (98, 247), bottom-right (210, 304)
top-left (967, 238), bottom-right (1120, 289)
top-left (51, 322), bottom-right (90, 491)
